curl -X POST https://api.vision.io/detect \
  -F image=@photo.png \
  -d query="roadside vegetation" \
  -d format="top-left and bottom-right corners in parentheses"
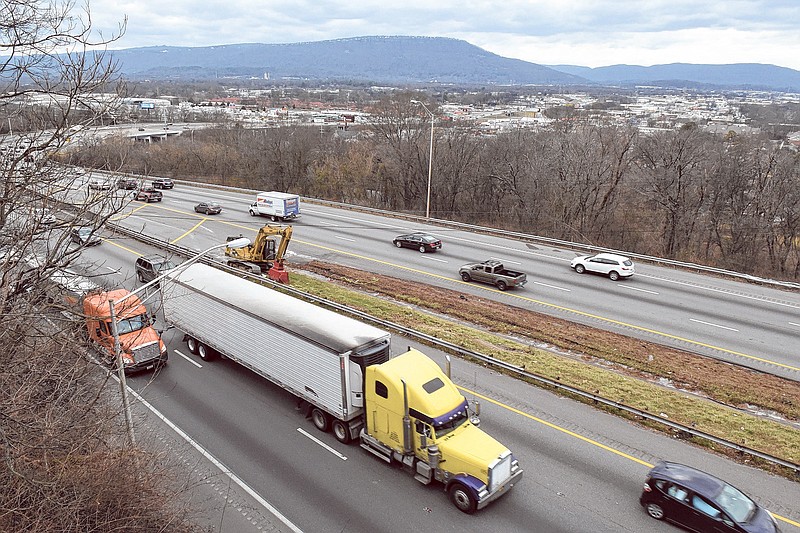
top-left (67, 99), bottom-right (800, 281)
top-left (291, 261), bottom-right (800, 471)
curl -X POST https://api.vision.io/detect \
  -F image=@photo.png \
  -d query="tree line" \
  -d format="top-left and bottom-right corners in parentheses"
top-left (70, 98), bottom-right (800, 280)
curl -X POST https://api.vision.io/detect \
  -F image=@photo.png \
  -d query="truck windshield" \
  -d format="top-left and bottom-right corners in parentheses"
top-left (116, 313), bottom-right (149, 335)
top-left (434, 409), bottom-right (469, 438)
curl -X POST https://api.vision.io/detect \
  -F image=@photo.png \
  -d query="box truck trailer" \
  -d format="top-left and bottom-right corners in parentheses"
top-left (160, 263), bottom-right (522, 513)
top-left (248, 191), bottom-right (301, 221)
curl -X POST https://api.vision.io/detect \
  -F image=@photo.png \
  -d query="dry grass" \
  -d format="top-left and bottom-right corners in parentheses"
top-left (287, 261), bottom-right (800, 469)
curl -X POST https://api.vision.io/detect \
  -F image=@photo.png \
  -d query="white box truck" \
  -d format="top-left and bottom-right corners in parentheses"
top-left (249, 191), bottom-right (301, 221)
top-left (160, 263), bottom-right (522, 513)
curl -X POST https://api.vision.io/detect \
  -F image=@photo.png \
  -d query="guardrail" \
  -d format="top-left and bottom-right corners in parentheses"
top-left (141, 175), bottom-right (800, 291)
top-left (109, 220), bottom-right (800, 476)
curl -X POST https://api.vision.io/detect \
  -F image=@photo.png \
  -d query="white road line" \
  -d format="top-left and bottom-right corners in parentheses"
top-left (789, 322), bottom-right (800, 328)
top-left (296, 428), bottom-right (348, 461)
top-left (174, 349), bottom-right (202, 368)
top-left (303, 208), bottom-right (404, 229)
top-left (532, 281), bottom-right (571, 292)
top-left (638, 273), bottom-right (800, 310)
top-left (335, 235), bottom-right (356, 242)
top-left (422, 256), bottom-right (448, 263)
top-left (490, 256), bottom-right (522, 265)
top-left (109, 374), bottom-right (303, 532)
top-left (689, 318), bottom-right (739, 332)
top-left (619, 285), bottom-right (659, 295)
top-left (316, 221), bottom-right (339, 227)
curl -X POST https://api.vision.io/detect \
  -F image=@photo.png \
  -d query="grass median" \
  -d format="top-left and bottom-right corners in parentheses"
top-left (285, 261), bottom-right (800, 473)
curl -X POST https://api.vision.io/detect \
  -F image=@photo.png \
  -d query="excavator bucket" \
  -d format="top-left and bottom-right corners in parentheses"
top-left (268, 264), bottom-right (289, 284)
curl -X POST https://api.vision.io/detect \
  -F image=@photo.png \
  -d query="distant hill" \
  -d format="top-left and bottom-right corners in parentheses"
top-left (549, 63), bottom-right (800, 92)
top-left (107, 36), bottom-right (800, 91)
top-left (110, 36), bottom-right (585, 86)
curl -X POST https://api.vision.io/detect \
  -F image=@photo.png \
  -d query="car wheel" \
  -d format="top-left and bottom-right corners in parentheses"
top-left (332, 420), bottom-right (350, 443)
top-left (271, 215), bottom-right (278, 222)
top-left (575, 264), bottom-right (586, 274)
top-left (137, 271), bottom-right (145, 282)
top-left (249, 209), bottom-right (256, 216)
top-left (645, 502), bottom-right (665, 520)
top-left (394, 241), bottom-right (402, 248)
top-left (496, 280), bottom-right (507, 291)
top-left (609, 271), bottom-right (620, 281)
top-left (186, 337), bottom-right (198, 355)
top-left (419, 245), bottom-right (426, 253)
top-left (448, 483), bottom-right (477, 514)
top-left (461, 272), bottom-right (471, 282)
top-left (311, 408), bottom-right (330, 432)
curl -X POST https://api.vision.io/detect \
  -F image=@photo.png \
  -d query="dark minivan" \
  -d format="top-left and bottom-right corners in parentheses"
top-left (640, 462), bottom-right (780, 532)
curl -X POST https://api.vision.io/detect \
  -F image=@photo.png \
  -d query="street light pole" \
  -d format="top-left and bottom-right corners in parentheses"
top-left (411, 100), bottom-right (434, 218)
top-left (110, 237), bottom-right (250, 445)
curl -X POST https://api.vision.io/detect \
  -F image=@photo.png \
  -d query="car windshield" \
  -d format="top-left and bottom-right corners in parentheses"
top-left (78, 228), bottom-right (91, 237)
top-left (155, 260), bottom-right (176, 272)
top-left (116, 313), bottom-right (149, 335)
top-left (714, 483), bottom-right (756, 523)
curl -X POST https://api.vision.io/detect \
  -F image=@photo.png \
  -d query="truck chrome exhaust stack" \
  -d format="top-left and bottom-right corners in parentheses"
top-left (401, 379), bottom-right (413, 455)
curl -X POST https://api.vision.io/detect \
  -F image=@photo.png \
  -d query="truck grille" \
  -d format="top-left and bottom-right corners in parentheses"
top-left (488, 451), bottom-right (512, 492)
top-left (132, 341), bottom-right (162, 365)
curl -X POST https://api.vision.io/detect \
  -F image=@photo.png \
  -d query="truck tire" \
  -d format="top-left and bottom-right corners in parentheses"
top-left (609, 271), bottom-right (620, 281)
top-left (271, 215), bottom-right (278, 222)
top-left (186, 337), bottom-right (198, 354)
top-left (332, 420), bottom-right (351, 443)
top-left (197, 343), bottom-right (215, 361)
top-left (575, 264), bottom-right (586, 274)
top-left (496, 280), bottom-right (507, 291)
top-left (448, 483), bottom-right (477, 514)
top-left (460, 272), bottom-right (471, 282)
top-left (311, 408), bottom-right (330, 432)
top-left (249, 209), bottom-right (256, 216)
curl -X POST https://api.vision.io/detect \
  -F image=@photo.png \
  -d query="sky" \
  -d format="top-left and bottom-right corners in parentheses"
top-left (90, 0), bottom-right (800, 71)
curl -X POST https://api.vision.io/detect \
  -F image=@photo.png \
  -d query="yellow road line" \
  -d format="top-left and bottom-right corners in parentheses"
top-left (297, 241), bottom-right (800, 373)
top-left (123, 208), bottom-right (800, 373)
top-left (459, 384), bottom-right (800, 528)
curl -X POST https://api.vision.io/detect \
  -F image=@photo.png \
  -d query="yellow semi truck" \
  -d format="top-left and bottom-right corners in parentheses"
top-left (161, 263), bottom-right (522, 513)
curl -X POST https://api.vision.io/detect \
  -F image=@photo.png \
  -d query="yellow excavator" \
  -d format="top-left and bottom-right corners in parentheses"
top-left (225, 224), bottom-right (292, 283)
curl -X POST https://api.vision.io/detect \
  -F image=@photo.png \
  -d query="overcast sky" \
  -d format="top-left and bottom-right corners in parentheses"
top-left (92, 0), bottom-right (800, 71)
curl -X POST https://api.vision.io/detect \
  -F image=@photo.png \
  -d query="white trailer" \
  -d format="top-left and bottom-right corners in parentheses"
top-left (160, 263), bottom-right (391, 434)
top-left (248, 191), bottom-right (301, 221)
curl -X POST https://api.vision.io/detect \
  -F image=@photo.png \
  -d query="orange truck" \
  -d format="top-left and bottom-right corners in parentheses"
top-left (83, 289), bottom-right (168, 373)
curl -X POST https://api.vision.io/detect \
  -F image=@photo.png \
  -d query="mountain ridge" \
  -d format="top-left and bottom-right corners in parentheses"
top-left (109, 36), bottom-right (800, 91)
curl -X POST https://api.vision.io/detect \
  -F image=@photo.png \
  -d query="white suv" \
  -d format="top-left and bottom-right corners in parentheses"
top-left (570, 253), bottom-right (634, 281)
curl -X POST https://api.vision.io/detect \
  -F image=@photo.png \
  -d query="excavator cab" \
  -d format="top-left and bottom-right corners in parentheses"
top-left (225, 225), bottom-right (291, 284)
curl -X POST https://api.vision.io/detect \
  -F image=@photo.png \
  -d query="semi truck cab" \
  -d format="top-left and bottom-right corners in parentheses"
top-left (362, 348), bottom-right (522, 513)
top-left (83, 289), bottom-right (168, 373)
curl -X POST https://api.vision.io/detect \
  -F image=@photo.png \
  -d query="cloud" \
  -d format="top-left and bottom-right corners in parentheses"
top-left (89, 0), bottom-right (800, 70)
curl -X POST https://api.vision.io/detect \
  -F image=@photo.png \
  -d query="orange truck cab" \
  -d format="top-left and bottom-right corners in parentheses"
top-left (83, 289), bottom-right (168, 374)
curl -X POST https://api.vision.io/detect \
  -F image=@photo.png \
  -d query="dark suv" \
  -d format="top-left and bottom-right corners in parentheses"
top-left (640, 461), bottom-right (780, 532)
top-left (117, 178), bottom-right (139, 190)
top-left (135, 186), bottom-right (163, 202)
top-left (135, 255), bottom-right (177, 283)
top-left (152, 178), bottom-right (174, 189)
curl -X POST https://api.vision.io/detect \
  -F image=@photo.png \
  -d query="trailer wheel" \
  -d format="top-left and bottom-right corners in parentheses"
top-left (311, 408), bottom-right (330, 432)
top-left (448, 483), bottom-right (477, 514)
top-left (332, 420), bottom-right (351, 443)
top-left (197, 343), bottom-right (215, 361)
top-left (186, 337), bottom-right (198, 354)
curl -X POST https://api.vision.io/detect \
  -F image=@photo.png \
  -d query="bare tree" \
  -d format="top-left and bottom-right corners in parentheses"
top-left (1, 2), bottom-right (200, 530)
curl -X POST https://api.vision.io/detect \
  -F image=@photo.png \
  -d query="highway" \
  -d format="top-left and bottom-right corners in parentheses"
top-left (95, 178), bottom-right (800, 380)
top-left (58, 179), bottom-right (799, 532)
